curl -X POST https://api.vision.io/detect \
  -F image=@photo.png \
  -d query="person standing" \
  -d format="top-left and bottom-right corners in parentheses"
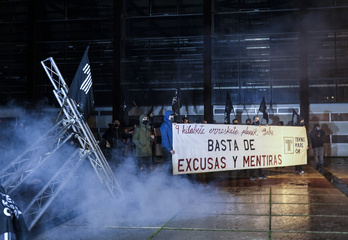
top-left (132, 114), bottom-right (154, 174)
top-left (310, 123), bottom-right (325, 170)
top-left (102, 120), bottom-right (122, 161)
top-left (295, 117), bottom-right (306, 174)
top-left (102, 120), bottom-right (121, 148)
top-left (249, 116), bottom-right (267, 180)
top-left (182, 117), bottom-right (189, 123)
top-left (160, 110), bottom-right (175, 175)
top-left (121, 126), bottom-right (134, 158)
top-left (277, 121), bottom-right (284, 126)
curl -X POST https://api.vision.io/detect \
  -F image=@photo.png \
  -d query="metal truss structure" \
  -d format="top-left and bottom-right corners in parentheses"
top-left (0, 57), bottom-right (123, 231)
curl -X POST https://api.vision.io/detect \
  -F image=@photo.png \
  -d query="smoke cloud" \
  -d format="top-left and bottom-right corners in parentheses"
top-left (0, 106), bottom-right (220, 239)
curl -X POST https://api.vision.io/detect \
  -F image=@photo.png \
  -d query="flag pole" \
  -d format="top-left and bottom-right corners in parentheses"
top-left (243, 104), bottom-right (249, 119)
top-left (178, 94), bottom-right (181, 120)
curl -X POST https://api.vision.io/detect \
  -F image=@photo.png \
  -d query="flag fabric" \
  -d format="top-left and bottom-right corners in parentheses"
top-left (122, 99), bottom-right (128, 112)
top-left (291, 109), bottom-right (300, 126)
top-left (122, 87), bottom-right (137, 112)
top-left (121, 99), bottom-right (132, 126)
top-left (68, 46), bottom-right (94, 120)
top-left (259, 97), bottom-right (269, 123)
top-left (147, 106), bottom-right (154, 118)
top-left (224, 91), bottom-right (233, 124)
top-left (122, 99), bottom-right (136, 112)
top-left (172, 89), bottom-right (181, 117)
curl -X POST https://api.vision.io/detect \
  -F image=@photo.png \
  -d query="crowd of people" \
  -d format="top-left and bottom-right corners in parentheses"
top-left (100, 112), bottom-right (326, 180)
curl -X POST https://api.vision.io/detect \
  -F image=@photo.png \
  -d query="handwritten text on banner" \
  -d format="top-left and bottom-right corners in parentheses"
top-left (172, 124), bottom-right (308, 175)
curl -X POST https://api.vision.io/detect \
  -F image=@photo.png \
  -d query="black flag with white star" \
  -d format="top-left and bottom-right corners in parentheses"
top-left (68, 46), bottom-right (94, 120)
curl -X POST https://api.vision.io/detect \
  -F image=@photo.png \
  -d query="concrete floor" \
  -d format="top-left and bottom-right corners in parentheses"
top-left (30, 158), bottom-right (348, 240)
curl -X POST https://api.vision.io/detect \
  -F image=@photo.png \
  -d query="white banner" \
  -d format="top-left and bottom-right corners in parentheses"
top-left (172, 123), bottom-right (307, 175)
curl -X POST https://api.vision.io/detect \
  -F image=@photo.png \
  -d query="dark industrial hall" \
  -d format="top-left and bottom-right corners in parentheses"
top-left (0, 1), bottom-right (348, 239)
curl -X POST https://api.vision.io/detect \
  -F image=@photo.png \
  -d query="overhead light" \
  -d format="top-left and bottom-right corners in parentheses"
top-left (244, 38), bottom-right (269, 41)
top-left (246, 46), bottom-right (270, 49)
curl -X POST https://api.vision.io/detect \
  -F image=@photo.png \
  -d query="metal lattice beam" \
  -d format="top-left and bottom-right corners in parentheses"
top-left (23, 148), bottom-right (87, 230)
top-left (0, 57), bottom-right (123, 231)
top-left (41, 57), bottom-right (123, 198)
top-left (0, 120), bottom-right (74, 191)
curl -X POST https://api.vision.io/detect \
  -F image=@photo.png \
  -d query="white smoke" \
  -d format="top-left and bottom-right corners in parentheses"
top-left (0, 106), bottom-right (220, 239)
top-left (76, 156), bottom-right (218, 228)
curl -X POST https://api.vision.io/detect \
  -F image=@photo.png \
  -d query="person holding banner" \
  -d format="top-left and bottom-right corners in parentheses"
top-left (249, 116), bottom-right (267, 181)
top-left (295, 117), bottom-right (306, 174)
top-left (182, 117), bottom-right (189, 124)
top-left (160, 110), bottom-right (175, 175)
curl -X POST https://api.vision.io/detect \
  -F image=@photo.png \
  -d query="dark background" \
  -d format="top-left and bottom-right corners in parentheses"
top-left (1, 0), bottom-right (347, 121)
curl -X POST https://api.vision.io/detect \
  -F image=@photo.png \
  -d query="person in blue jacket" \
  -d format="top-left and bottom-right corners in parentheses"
top-left (160, 110), bottom-right (176, 174)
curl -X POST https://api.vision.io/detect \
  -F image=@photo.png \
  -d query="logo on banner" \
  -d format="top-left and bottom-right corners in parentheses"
top-left (283, 137), bottom-right (294, 154)
top-left (172, 124), bottom-right (308, 174)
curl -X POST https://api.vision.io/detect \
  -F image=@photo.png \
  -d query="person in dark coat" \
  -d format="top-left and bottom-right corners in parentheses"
top-left (249, 116), bottom-right (267, 180)
top-left (102, 120), bottom-right (121, 149)
top-left (309, 123), bottom-right (325, 169)
top-left (102, 120), bottom-right (123, 161)
top-left (0, 186), bottom-right (28, 240)
top-left (132, 114), bottom-right (154, 174)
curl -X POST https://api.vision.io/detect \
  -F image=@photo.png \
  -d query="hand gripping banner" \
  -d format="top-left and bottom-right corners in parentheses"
top-left (172, 124), bottom-right (308, 175)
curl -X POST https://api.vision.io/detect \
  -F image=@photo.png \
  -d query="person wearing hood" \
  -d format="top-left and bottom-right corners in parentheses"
top-left (102, 120), bottom-right (122, 161)
top-left (310, 123), bottom-right (325, 169)
top-left (132, 114), bottom-right (154, 174)
top-left (160, 110), bottom-right (175, 174)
